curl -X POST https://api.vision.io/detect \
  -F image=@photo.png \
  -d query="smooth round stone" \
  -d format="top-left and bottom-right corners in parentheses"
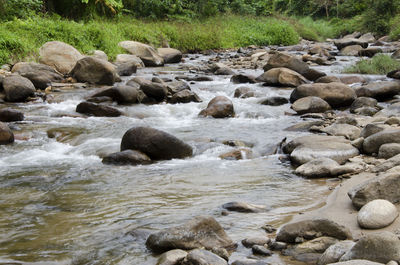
top-left (357, 199), bottom-right (399, 229)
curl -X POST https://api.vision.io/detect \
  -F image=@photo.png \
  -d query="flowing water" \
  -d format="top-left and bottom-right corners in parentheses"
top-left (0, 51), bottom-right (379, 264)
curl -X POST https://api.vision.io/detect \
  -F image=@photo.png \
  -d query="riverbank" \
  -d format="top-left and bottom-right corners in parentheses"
top-left (0, 15), bottom-right (358, 66)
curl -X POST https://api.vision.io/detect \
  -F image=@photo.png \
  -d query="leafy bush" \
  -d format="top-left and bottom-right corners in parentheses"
top-left (343, 54), bottom-right (400, 75)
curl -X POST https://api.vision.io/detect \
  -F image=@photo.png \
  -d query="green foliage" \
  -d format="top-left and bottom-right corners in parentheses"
top-left (343, 54), bottom-right (400, 75)
top-left (361, 0), bottom-right (400, 35)
top-left (0, 15), bottom-right (299, 64)
top-left (0, 0), bottom-right (42, 20)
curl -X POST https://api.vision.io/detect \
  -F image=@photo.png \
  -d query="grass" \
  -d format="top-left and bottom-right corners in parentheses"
top-left (0, 15), bottom-right (300, 65)
top-left (343, 54), bottom-right (400, 75)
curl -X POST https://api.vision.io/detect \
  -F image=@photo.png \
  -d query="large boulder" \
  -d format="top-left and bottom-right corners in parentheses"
top-left (91, 85), bottom-right (145, 104)
top-left (156, 249), bottom-right (187, 265)
top-left (290, 82), bottom-right (356, 108)
top-left (357, 199), bottom-right (399, 229)
top-left (263, 52), bottom-right (308, 76)
top-left (340, 45), bottom-right (363, 56)
top-left (256, 67), bottom-right (308, 87)
top-left (322, 124), bottom-right (361, 141)
top-left (0, 122), bottom-right (14, 145)
top-left (118, 41), bottom-right (164, 67)
top-left (355, 81), bottom-right (400, 100)
top-left (334, 38), bottom-right (368, 50)
top-left (295, 158), bottom-right (355, 178)
top-left (340, 232), bottom-right (400, 263)
top-left (169, 90), bottom-right (202, 104)
top-left (359, 33), bottom-right (376, 43)
top-left (181, 249), bottom-right (228, 265)
top-left (350, 97), bottom-right (378, 113)
top-left (283, 135), bottom-right (359, 165)
top-left (39, 41), bottom-right (83, 74)
top-left (291, 96), bottom-right (331, 114)
top-left (70, 57), bottom-right (118, 86)
top-left (358, 48), bottom-right (382, 57)
top-left (0, 108), bottom-right (24, 122)
top-left (11, 62), bottom-right (63, 89)
top-left (378, 143), bottom-right (400, 159)
top-left (276, 219), bottom-right (352, 243)
top-left (120, 127), bottom-right (193, 160)
top-left (114, 61), bottom-right (137, 76)
top-left (140, 82), bottom-right (168, 101)
top-left (115, 54), bottom-right (144, 68)
top-left (199, 96), bottom-right (234, 118)
top-left (363, 129), bottom-right (400, 154)
top-left (76, 101), bottom-right (122, 117)
top-left (348, 172), bottom-right (400, 209)
top-left (3, 75), bottom-right (36, 102)
top-left (157, 48), bottom-right (182, 64)
top-left (146, 216), bottom-right (235, 252)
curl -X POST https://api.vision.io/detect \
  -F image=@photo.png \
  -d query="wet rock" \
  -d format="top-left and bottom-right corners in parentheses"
top-left (360, 123), bottom-right (388, 139)
top-left (359, 48), bottom-right (382, 57)
top-left (166, 81), bottom-right (190, 94)
top-left (359, 33), bottom-right (376, 43)
top-left (115, 54), bottom-right (144, 68)
top-left (375, 102), bottom-right (400, 118)
top-left (256, 67), bottom-right (308, 87)
top-left (146, 216), bottom-right (235, 253)
top-left (303, 68), bottom-right (326, 81)
top-left (0, 122), bottom-right (14, 145)
top-left (114, 62), bottom-right (137, 76)
top-left (231, 74), bottom-right (256, 84)
top-left (334, 38), bottom-right (368, 50)
top-left (322, 124), bottom-right (361, 140)
top-left (210, 62), bottom-right (235, 75)
top-left (231, 259), bottom-right (269, 265)
top-left (263, 52), bottom-right (309, 76)
top-left (70, 57), bottom-right (118, 85)
top-left (354, 107), bottom-right (379, 116)
top-left (90, 50), bottom-right (108, 61)
top-left (76, 101), bottom-right (122, 117)
top-left (340, 75), bottom-right (367, 85)
top-left (157, 48), bottom-right (182, 64)
top-left (269, 240), bottom-right (287, 250)
top-left (199, 96), bottom-right (235, 118)
top-left (140, 82), bottom-right (168, 101)
top-left (222, 201), bottom-right (267, 213)
top-left (318, 240), bottom-right (356, 265)
top-left (0, 108), bottom-right (24, 122)
top-left (295, 158), bottom-right (355, 178)
top-left (3, 75), bottom-right (36, 102)
top-left (290, 82), bottom-right (356, 108)
top-left (102, 150), bottom-right (152, 166)
top-left (156, 249), bottom-right (187, 265)
top-left (276, 219), bottom-right (352, 243)
top-left (330, 260), bottom-right (384, 265)
top-left (378, 143), bottom-right (400, 159)
top-left (259, 96), bottom-right (288, 106)
top-left (169, 90), bottom-right (202, 104)
top-left (39, 41), bottom-right (83, 74)
top-left (392, 49), bottom-right (400, 59)
top-left (340, 45), bottom-right (363, 56)
top-left (121, 126), bottom-right (193, 160)
top-left (386, 117), bottom-right (400, 125)
top-left (357, 199), bottom-right (399, 229)
top-left (118, 41), bottom-right (164, 67)
top-left (234, 87), bottom-right (253, 98)
top-left (340, 232), bottom-right (400, 263)
top-left (348, 172), bottom-right (400, 209)
top-left (283, 135), bottom-right (359, 165)
top-left (315, 76), bottom-right (341, 83)
top-left (181, 249), bottom-right (228, 265)
top-left (242, 236), bottom-right (270, 248)
top-left (283, 237), bottom-right (339, 263)
top-left (252, 245), bottom-right (272, 256)
top-left (11, 62), bottom-right (63, 89)
top-left (219, 148), bottom-right (252, 160)
top-left (91, 85), bottom-right (144, 104)
top-left (350, 97), bottom-right (378, 113)
top-left (363, 129), bottom-right (400, 154)
top-left (291, 96), bottom-right (331, 114)
top-left (356, 81), bottom-right (400, 100)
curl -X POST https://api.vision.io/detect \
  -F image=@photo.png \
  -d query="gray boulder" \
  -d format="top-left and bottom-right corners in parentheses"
top-left (91, 85), bottom-right (144, 104)
top-left (115, 54), bottom-right (144, 68)
top-left (291, 96), bottom-right (331, 114)
top-left (222, 201), bottom-right (267, 213)
top-left (231, 74), bottom-right (256, 84)
top-left (118, 41), bottom-right (164, 67)
top-left (350, 97), bottom-right (378, 113)
top-left (290, 82), bottom-right (356, 108)
top-left (340, 45), bottom-right (363, 56)
top-left (181, 249), bottom-right (228, 265)
top-left (146, 216), bottom-right (235, 252)
top-left (322, 124), bottom-right (361, 141)
top-left (259, 96), bottom-right (288, 106)
top-left (39, 41), bottom-right (83, 74)
top-left (70, 57), bottom-right (118, 85)
top-left (0, 108), bottom-right (24, 122)
top-left (0, 122), bottom-right (14, 145)
top-left (329, 261), bottom-right (384, 265)
top-left (378, 143), bottom-right (400, 159)
top-left (241, 236), bottom-right (270, 248)
top-left (295, 158), bottom-right (355, 178)
top-left (199, 96), bottom-right (234, 118)
top-left (348, 171), bottom-right (400, 209)
top-left (156, 249), bottom-right (187, 265)
top-left (141, 82), bottom-right (168, 101)
top-left (256, 67), bottom-right (308, 87)
top-left (102, 150), bottom-right (152, 166)
top-left (340, 232), bottom-right (400, 263)
top-left (169, 90), bottom-right (202, 104)
top-left (76, 101), bottom-right (122, 117)
top-left (363, 129), bottom-right (400, 154)
top-left (358, 48), bottom-right (382, 57)
top-left (11, 62), bottom-right (63, 89)
top-left (121, 127), bottom-right (193, 160)
top-left (356, 81), bottom-right (400, 100)
top-left (276, 219), bottom-right (352, 243)
top-left (157, 48), bottom-right (182, 64)
top-left (234, 87), bottom-right (254, 98)
top-left (357, 199), bottom-right (399, 229)
top-left (317, 240), bottom-right (356, 265)
top-left (334, 38), bottom-right (368, 50)
top-left (3, 75), bottom-right (36, 102)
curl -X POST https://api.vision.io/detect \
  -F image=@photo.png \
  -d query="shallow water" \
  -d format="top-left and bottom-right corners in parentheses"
top-left (0, 51), bottom-right (384, 264)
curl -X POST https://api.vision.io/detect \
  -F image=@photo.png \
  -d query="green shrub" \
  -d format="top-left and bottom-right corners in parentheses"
top-left (343, 54), bottom-right (400, 75)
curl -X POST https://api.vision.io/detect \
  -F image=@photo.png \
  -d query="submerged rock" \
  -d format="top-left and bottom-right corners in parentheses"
top-left (146, 215), bottom-right (236, 253)
top-left (357, 199), bottom-right (399, 229)
top-left (276, 219), bottom-right (352, 243)
top-left (120, 126), bottom-right (193, 160)
top-left (181, 249), bottom-right (228, 265)
top-left (76, 101), bottom-right (122, 117)
top-left (0, 122), bottom-right (14, 145)
top-left (222, 201), bottom-right (267, 213)
top-left (102, 150), bottom-right (151, 166)
top-left (0, 108), bottom-right (24, 122)
top-left (3, 75), bottom-right (36, 102)
top-left (199, 96), bottom-right (235, 118)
